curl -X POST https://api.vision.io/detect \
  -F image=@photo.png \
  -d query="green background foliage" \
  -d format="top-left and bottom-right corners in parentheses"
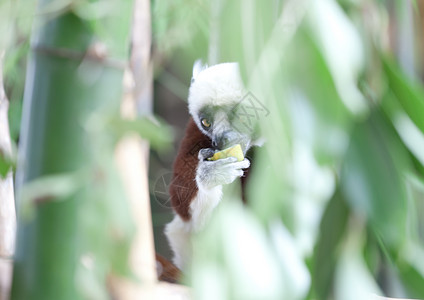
top-left (2, 0), bottom-right (424, 299)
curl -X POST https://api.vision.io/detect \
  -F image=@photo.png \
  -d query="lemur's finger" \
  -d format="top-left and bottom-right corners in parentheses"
top-left (212, 157), bottom-right (238, 164)
top-left (228, 169), bottom-right (244, 180)
top-left (215, 169), bottom-right (244, 185)
top-left (230, 158), bottom-right (250, 169)
top-left (198, 148), bottom-right (215, 160)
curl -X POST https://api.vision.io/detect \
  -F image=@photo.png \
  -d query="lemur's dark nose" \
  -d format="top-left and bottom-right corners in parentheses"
top-left (215, 131), bottom-right (237, 149)
top-left (212, 140), bottom-right (218, 148)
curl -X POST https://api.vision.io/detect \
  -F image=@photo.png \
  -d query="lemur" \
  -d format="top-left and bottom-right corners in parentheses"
top-left (165, 62), bottom-right (262, 271)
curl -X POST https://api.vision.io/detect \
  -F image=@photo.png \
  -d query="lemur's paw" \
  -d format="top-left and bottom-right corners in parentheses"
top-left (236, 158), bottom-right (250, 170)
top-left (196, 152), bottom-right (250, 189)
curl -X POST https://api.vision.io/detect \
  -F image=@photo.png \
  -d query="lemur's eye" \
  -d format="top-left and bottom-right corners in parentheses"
top-left (201, 118), bottom-right (211, 128)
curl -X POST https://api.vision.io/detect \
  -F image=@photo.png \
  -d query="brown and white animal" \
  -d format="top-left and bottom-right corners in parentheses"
top-left (165, 62), bottom-right (262, 270)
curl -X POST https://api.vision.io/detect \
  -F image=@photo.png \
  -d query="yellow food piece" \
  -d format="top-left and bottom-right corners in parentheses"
top-left (207, 144), bottom-right (244, 162)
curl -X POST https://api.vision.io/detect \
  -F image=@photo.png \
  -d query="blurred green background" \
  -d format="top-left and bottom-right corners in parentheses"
top-left (2, 0), bottom-right (424, 299)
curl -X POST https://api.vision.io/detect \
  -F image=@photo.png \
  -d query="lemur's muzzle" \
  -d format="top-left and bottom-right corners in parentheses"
top-left (212, 130), bottom-right (250, 153)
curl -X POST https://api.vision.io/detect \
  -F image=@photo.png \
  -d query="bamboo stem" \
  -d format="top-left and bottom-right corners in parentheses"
top-left (11, 2), bottom-right (134, 298)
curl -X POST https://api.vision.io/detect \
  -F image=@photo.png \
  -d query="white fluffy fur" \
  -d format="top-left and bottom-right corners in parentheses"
top-left (165, 185), bottom-right (222, 269)
top-left (188, 63), bottom-right (246, 122)
top-left (192, 60), bottom-right (208, 79)
top-left (164, 215), bottom-right (191, 270)
top-left (189, 185), bottom-right (223, 231)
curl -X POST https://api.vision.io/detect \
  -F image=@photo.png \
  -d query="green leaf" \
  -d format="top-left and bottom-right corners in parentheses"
top-left (383, 58), bottom-right (424, 135)
top-left (288, 30), bottom-right (351, 129)
top-left (19, 172), bottom-right (82, 221)
top-left (7, 98), bottom-right (23, 142)
top-left (110, 116), bottom-right (173, 151)
top-left (0, 154), bottom-right (11, 178)
top-left (247, 146), bottom-right (294, 228)
top-left (362, 228), bottom-right (381, 278)
top-left (334, 223), bottom-right (382, 300)
top-left (0, 150), bottom-right (15, 178)
top-left (190, 201), bottom-right (286, 299)
top-left (286, 30), bottom-right (353, 165)
top-left (398, 261), bottom-right (424, 299)
top-left (341, 110), bottom-right (410, 248)
top-left (312, 189), bottom-right (349, 300)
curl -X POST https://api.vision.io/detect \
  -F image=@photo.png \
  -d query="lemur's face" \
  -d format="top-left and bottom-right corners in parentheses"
top-left (197, 103), bottom-right (257, 153)
top-left (188, 62), bottom-right (261, 153)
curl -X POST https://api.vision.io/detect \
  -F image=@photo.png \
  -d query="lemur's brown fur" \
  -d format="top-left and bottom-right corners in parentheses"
top-left (169, 118), bottom-right (213, 221)
top-left (156, 253), bottom-right (182, 283)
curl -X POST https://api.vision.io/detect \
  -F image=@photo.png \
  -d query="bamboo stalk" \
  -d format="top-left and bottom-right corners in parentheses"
top-left (11, 1), bottom-right (134, 298)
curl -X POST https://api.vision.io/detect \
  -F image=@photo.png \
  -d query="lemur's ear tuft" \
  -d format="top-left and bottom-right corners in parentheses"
top-left (191, 60), bottom-right (208, 83)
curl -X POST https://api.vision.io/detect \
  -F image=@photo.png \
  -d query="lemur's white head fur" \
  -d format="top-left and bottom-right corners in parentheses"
top-left (187, 61), bottom-right (262, 151)
top-left (188, 62), bottom-right (246, 123)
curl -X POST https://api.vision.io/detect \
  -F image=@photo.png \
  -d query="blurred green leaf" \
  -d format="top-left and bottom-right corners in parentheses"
top-left (312, 189), bottom-right (349, 300)
top-left (0, 1), bottom-right (13, 50)
top-left (72, 1), bottom-right (117, 21)
top-left (288, 30), bottom-right (351, 129)
top-left (7, 98), bottom-right (23, 142)
top-left (19, 172), bottom-right (82, 221)
top-left (75, 258), bottom-right (109, 300)
top-left (398, 261), bottom-right (424, 299)
top-left (306, 0), bottom-right (367, 116)
top-left (190, 201), bottom-right (286, 300)
top-left (109, 116), bottom-right (173, 151)
top-left (152, 0), bottom-right (209, 56)
top-left (0, 150), bottom-right (14, 178)
top-left (286, 30), bottom-right (353, 165)
top-left (381, 91), bottom-right (424, 180)
top-left (20, 173), bottom-right (82, 203)
top-left (384, 58), bottom-right (424, 135)
top-left (402, 175), bottom-right (424, 248)
top-left (247, 146), bottom-right (294, 228)
top-left (334, 221), bottom-right (382, 300)
top-left (341, 110), bottom-right (410, 248)
top-left (362, 229), bottom-right (381, 278)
